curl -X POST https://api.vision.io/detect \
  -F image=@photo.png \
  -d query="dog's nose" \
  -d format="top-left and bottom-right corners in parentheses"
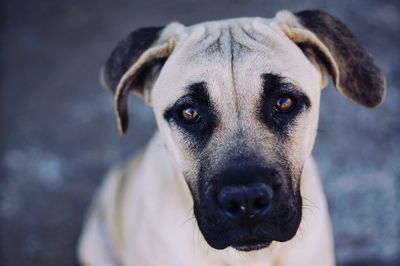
top-left (217, 183), bottom-right (273, 222)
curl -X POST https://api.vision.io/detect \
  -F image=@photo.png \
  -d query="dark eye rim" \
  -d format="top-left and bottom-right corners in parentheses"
top-left (274, 95), bottom-right (297, 113)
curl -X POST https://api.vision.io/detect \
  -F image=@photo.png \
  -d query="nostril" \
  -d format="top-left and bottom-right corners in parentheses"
top-left (225, 201), bottom-right (243, 216)
top-left (218, 188), bottom-right (246, 218)
top-left (252, 196), bottom-right (269, 211)
top-left (250, 185), bottom-right (274, 215)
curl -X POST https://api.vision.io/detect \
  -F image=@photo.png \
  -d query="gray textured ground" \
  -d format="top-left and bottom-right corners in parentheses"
top-left (1, 0), bottom-right (399, 265)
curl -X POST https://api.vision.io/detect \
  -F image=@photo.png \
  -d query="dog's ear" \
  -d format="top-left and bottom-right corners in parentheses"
top-left (100, 22), bottom-right (184, 135)
top-left (275, 10), bottom-right (386, 108)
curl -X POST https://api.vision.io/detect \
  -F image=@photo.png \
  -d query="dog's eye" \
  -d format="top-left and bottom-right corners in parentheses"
top-left (275, 96), bottom-right (295, 112)
top-left (180, 106), bottom-right (200, 123)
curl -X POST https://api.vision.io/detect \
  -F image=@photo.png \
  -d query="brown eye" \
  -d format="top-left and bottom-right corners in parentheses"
top-left (275, 96), bottom-right (294, 112)
top-left (180, 106), bottom-right (200, 122)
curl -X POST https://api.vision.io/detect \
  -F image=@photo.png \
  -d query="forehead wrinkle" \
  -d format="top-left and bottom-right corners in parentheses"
top-left (235, 25), bottom-right (272, 52)
top-left (229, 25), bottom-right (266, 135)
top-left (201, 24), bottom-right (263, 139)
top-left (227, 27), bottom-right (241, 124)
top-left (190, 26), bottom-right (224, 59)
top-left (202, 28), bottom-right (223, 55)
top-left (198, 26), bottom-right (240, 134)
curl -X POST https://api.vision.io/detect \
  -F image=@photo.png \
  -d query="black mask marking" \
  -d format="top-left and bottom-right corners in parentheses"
top-left (163, 82), bottom-right (219, 152)
top-left (258, 73), bottom-right (311, 140)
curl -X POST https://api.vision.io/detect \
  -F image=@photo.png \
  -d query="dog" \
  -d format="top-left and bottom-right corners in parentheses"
top-left (78, 10), bottom-right (385, 266)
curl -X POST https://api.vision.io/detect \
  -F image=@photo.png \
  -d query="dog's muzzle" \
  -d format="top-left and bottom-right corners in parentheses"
top-left (193, 164), bottom-right (302, 251)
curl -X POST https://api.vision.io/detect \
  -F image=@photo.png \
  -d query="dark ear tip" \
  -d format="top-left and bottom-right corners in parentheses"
top-left (118, 127), bottom-right (127, 136)
top-left (117, 119), bottom-right (129, 136)
top-left (364, 76), bottom-right (386, 108)
top-left (362, 97), bottom-right (384, 108)
top-left (350, 74), bottom-right (386, 108)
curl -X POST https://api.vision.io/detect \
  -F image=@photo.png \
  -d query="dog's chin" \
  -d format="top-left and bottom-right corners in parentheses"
top-left (232, 241), bottom-right (272, 252)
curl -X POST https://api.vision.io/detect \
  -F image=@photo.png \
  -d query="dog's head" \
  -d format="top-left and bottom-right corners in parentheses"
top-left (101, 10), bottom-right (385, 251)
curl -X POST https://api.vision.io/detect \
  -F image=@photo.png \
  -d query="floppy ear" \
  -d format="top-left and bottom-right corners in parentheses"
top-left (100, 22), bottom-right (184, 135)
top-left (275, 10), bottom-right (386, 108)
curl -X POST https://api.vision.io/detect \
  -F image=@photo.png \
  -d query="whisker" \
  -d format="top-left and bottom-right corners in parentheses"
top-left (179, 207), bottom-right (195, 227)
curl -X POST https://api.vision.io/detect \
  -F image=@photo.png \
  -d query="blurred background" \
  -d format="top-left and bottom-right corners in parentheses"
top-left (0, 0), bottom-right (399, 265)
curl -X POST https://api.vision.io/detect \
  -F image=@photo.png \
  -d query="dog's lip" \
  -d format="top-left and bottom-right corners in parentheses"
top-left (232, 239), bottom-right (272, 252)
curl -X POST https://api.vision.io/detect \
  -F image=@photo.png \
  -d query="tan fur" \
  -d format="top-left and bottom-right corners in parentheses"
top-left (78, 133), bottom-right (334, 265)
top-left (78, 10), bottom-right (384, 266)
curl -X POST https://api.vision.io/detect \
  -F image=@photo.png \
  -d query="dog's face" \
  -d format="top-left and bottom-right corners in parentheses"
top-left (151, 19), bottom-right (321, 250)
top-left (101, 11), bottom-right (385, 251)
